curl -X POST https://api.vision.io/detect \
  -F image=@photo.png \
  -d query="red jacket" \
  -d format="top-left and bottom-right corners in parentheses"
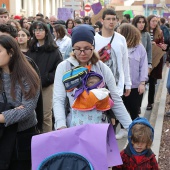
top-left (112, 145), bottom-right (159, 170)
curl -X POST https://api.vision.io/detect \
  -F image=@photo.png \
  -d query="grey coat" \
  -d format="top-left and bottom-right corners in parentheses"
top-left (141, 32), bottom-right (152, 65)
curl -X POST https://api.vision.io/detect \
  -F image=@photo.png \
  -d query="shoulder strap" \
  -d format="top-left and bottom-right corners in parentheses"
top-left (109, 33), bottom-right (115, 44)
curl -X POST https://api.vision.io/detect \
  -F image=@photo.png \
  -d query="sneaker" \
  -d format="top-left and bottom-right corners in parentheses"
top-left (146, 104), bottom-right (152, 110)
top-left (115, 129), bottom-right (128, 140)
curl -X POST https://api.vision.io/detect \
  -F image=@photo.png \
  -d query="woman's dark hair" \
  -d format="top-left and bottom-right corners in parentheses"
top-left (95, 21), bottom-right (102, 30)
top-left (102, 8), bottom-right (116, 20)
top-left (0, 35), bottom-right (40, 99)
top-left (18, 28), bottom-right (31, 47)
top-left (7, 19), bottom-right (21, 31)
top-left (29, 21), bottom-right (57, 52)
top-left (66, 19), bottom-right (74, 29)
top-left (83, 16), bottom-right (92, 25)
top-left (53, 24), bottom-right (66, 39)
top-left (20, 17), bottom-right (27, 28)
top-left (123, 14), bottom-right (130, 22)
top-left (0, 24), bottom-right (18, 38)
top-left (132, 15), bottom-right (147, 32)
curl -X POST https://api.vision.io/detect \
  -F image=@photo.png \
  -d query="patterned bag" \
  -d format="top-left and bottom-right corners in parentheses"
top-left (98, 33), bottom-right (115, 62)
top-left (62, 66), bottom-right (88, 92)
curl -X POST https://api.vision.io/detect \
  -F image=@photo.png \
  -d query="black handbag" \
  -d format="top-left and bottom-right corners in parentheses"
top-left (0, 79), bottom-right (18, 170)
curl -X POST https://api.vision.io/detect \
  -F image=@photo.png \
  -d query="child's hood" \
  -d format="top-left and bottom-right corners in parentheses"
top-left (128, 117), bottom-right (154, 142)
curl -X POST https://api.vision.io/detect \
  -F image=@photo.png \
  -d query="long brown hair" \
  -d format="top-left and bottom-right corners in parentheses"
top-left (119, 23), bottom-right (141, 48)
top-left (147, 15), bottom-right (161, 40)
top-left (0, 35), bottom-right (40, 99)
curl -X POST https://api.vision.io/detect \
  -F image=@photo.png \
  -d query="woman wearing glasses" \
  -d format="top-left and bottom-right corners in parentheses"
top-left (53, 24), bottom-right (132, 130)
top-left (28, 21), bottom-right (63, 133)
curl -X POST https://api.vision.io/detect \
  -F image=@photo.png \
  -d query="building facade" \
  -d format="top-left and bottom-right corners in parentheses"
top-left (0, 0), bottom-right (170, 18)
top-left (9, 0), bottom-right (63, 17)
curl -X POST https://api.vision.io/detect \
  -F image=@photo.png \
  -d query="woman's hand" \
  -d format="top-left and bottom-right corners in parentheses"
top-left (14, 105), bottom-right (24, 109)
top-left (124, 89), bottom-right (131, 97)
top-left (159, 43), bottom-right (167, 50)
top-left (166, 61), bottom-right (170, 68)
top-left (0, 114), bottom-right (5, 123)
top-left (138, 84), bottom-right (145, 95)
top-left (152, 41), bottom-right (156, 45)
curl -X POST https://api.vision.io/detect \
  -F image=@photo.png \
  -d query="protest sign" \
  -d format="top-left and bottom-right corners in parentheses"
top-left (57, 8), bottom-right (74, 21)
top-left (91, 2), bottom-right (102, 15)
top-left (32, 124), bottom-right (122, 170)
top-left (151, 44), bottom-right (166, 71)
top-left (91, 8), bottom-right (106, 25)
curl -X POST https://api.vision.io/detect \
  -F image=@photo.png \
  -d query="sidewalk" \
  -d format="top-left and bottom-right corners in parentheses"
top-left (116, 66), bottom-right (168, 161)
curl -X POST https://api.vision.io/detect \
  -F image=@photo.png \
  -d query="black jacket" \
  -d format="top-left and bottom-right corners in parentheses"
top-left (27, 46), bottom-right (63, 88)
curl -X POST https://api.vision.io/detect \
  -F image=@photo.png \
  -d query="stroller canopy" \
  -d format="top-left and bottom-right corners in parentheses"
top-left (38, 152), bottom-right (94, 170)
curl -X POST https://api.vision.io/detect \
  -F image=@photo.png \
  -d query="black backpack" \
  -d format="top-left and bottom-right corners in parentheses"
top-left (37, 152), bottom-right (94, 170)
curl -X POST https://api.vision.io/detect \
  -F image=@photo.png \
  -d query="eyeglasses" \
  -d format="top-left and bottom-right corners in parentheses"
top-left (72, 48), bottom-right (93, 55)
top-left (0, 15), bottom-right (8, 19)
top-left (33, 28), bottom-right (45, 33)
top-left (104, 18), bottom-right (116, 21)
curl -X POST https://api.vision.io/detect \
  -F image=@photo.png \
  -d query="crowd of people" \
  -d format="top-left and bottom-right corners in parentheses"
top-left (0, 5), bottom-right (170, 169)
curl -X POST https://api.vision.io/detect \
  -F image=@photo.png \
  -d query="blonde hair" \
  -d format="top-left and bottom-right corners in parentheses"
top-left (119, 23), bottom-right (141, 48)
top-left (131, 124), bottom-right (153, 149)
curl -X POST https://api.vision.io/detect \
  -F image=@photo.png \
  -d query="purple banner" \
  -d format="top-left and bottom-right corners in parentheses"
top-left (31, 124), bottom-right (122, 170)
top-left (57, 8), bottom-right (74, 21)
top-left (91, 2), bottom-right (102, 15)
top-left (163, 12), bottom-right (170, 19)
top-left (80, 10), bottom-right (85, 17)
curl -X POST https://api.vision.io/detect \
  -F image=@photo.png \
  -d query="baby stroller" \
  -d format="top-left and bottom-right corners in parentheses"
top-left (37, 152), bottom-right (93, 170)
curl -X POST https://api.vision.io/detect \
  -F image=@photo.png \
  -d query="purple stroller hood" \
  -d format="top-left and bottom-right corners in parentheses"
top-left (74, 71), bottom-right (104, 99)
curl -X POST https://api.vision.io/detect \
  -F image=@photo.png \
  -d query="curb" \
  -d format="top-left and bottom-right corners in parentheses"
top-left (151, 66), bottom-right (168, 161)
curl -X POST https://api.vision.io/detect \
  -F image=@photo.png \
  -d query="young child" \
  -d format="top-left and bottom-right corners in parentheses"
top-left (112, 117), bottom-right (159, 170)
top-left (70, 71), bottom-right (114, 126)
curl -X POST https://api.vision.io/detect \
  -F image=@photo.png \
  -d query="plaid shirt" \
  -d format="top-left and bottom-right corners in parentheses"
top-left (112, 145), bottom-right (159, 170)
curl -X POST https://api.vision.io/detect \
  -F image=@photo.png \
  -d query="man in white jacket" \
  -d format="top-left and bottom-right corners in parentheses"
top-left (95, 8), bottom-right (132, 139)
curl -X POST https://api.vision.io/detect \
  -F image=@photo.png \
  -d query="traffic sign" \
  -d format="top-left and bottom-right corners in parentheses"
top-left (84, 4), bottom-right (91, 12)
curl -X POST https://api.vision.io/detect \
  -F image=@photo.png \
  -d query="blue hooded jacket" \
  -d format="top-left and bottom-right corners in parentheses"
top-left (128, 117), bottom-right (154, 155)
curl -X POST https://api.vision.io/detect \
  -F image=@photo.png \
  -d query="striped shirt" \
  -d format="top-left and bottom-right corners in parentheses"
top-left (149, 29), bottom-right (154, 41)
top-left (0, 72), bottom-right (39, 132)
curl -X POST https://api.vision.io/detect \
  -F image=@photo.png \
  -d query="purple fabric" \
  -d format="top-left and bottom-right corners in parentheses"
top-left (31, 124), bottom-right (122, 170)
top-left (91, 2), bottom-right (102, 15)
top-left (80, 10), bottom-right (85, 17)
top-left (74, 71), bottom-right (104, 99)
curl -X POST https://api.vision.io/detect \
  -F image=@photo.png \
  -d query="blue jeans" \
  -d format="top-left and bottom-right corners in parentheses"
top-left (167, 69), bottom-right (170, 94)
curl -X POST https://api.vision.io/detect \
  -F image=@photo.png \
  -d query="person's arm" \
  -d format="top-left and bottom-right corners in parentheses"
top-left (138, 45), bottom-right (148, 95)
top-left (151, 155), bottom-right (159, 170)
top-left (122, 37), bottom-right (132, 96)
top-left (99, 61), bottom-right (132, 130)
top-left (53, 61), bottom-right (67, 130)
top-left (42, 49), bottom-right (63, 87)
top-left (146, 32), bottom-right (153, 65)
top-left (1, 83), bottom-right (40, 126)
